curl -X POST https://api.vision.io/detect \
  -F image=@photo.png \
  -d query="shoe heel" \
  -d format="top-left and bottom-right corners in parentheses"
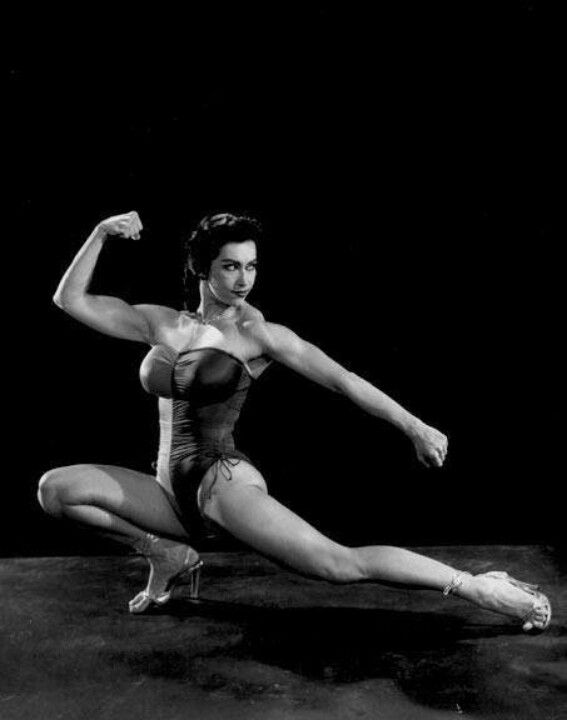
top-left (189, 561), bottom-right (203, 599)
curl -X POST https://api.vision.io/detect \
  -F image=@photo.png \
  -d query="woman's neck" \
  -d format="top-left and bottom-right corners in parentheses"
top-left (195, 280), bottom-right (235, 324)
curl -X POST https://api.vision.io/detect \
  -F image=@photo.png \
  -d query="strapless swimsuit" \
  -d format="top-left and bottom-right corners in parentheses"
top-left (139, 343), bottom-right (256, 540)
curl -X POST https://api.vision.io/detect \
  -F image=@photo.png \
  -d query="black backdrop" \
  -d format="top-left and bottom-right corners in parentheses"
top-left (5, 3), bottom-right (562, 556)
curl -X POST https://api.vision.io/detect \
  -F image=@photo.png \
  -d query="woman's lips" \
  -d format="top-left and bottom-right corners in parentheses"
top-left (232, 290), bottom-right (248, 296)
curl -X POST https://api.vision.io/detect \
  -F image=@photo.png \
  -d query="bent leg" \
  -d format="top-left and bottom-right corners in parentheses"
top-left (38, 463), bottom-right (191, 543)
top-left (38, 463), bottom-right (201, 611)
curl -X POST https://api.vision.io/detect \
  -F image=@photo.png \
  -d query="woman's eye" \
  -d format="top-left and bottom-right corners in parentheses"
top-left (221, 264), bottom-right (257, 272)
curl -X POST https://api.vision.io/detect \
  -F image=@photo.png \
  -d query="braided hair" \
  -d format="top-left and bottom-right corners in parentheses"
top-left (182, 212), bottom-right (263, 308)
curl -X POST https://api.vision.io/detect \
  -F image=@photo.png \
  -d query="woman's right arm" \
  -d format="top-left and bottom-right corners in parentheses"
top-left (53, 211), bottom-right (175, 344)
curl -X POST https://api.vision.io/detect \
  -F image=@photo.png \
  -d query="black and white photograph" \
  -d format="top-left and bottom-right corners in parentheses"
top-left (3, 3), bottom-right (565, 719)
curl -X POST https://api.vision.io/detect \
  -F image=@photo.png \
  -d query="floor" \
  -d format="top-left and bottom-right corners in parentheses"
top-left (1, 545), bottom-right (565, 720)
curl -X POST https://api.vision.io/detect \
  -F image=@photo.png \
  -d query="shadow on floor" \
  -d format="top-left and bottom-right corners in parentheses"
top-left (121, 597), bottom-right (564, 717)
top-left (1, 548), bottom-right (565, 720)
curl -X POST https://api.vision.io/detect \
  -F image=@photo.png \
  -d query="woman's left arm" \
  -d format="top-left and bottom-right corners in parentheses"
top-left (256, 321), bottom-right (448, 468)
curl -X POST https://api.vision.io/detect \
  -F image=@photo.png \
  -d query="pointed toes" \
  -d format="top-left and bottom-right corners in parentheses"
top-left (522, 593), bottom-right (552, 633)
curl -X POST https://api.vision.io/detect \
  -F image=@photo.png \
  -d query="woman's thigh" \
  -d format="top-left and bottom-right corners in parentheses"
top-left (199, 460), bottom-right (358, 581)
top-left (39, 463), bottom-right (191, 540)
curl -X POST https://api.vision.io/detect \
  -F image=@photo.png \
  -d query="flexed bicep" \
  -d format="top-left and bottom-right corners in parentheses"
top-left (55, 294), bottom-right (153, 344)
top-left (52, 211), bottom-right (180, 344)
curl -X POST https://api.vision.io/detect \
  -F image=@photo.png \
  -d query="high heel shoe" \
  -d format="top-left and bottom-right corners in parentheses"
top-left (477, 571), bottom-right (551, 633)
top-left (128, 534), bottom-right (204, 614)
top-left (480, 571), bottom-right (540, 593)
top-left (128, 559), bottom-right (204, 614)
top-left (443, 570), bottom-right (551, 633)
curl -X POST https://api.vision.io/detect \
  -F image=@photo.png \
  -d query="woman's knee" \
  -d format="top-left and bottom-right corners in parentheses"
top-left (37, 464), bottom-right (90, 516)
top-left (306, 546), bottom-right (364, 584)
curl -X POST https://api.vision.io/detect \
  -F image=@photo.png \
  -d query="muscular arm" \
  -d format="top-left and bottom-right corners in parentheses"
top-left (254, 321), bottom-right (447, 467)
top-left (53, 215), bottom-right (175, 344)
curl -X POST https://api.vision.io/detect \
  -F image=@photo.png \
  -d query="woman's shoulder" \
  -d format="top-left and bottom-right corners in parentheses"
top-left (238, 303), bottom-right (273, 351)
top-left (132, 304), bottom-right (185, 344)
top-left (239, 301), bottom-right (265, 323)
top-left (238, 302), bottom-right (267, 333)
top-left (239, 310), bottom-right (299, 358)
top-left (134, 304), bottom-right (184, 325)
top-left (136, 305), bottom-right (215, 347)
top-left (236, 304), bottom-right (276, 375)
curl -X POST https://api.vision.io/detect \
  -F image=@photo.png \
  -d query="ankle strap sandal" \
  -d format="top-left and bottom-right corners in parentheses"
top-left (442, 571), bottom-right (471, 596)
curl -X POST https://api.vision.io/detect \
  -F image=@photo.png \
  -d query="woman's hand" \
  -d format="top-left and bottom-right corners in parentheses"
top-left (408, 421), bottom-right (448, 468)
top-left (96, 210), bottom-right (143, 241)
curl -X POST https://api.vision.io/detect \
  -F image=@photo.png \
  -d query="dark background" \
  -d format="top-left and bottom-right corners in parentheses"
top-left (5, 3), bottom-right (562, 556)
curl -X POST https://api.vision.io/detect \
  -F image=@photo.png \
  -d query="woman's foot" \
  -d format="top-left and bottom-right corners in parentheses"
top-left (455, 571), bottom-right (551, 632)
top-left (128, 534), bottom-right (202, 614)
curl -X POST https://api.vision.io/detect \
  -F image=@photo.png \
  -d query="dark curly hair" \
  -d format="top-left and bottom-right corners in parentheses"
top-left (183, 212), bottom-right (263, 305)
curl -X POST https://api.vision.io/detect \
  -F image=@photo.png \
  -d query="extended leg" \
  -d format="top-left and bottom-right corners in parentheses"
top-left (201, 468), bottom-right (457, 588)
top-left (201, 462), bottom-right (550, 630)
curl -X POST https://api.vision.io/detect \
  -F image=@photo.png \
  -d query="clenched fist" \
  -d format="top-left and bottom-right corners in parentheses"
top-left (409, 421), bottom-right (449, 468)
top-left (96, 211), bottom-right (143, 241)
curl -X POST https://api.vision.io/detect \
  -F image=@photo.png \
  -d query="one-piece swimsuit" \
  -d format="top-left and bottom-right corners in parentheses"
top-left (139, 342), bottom-right (257, 540)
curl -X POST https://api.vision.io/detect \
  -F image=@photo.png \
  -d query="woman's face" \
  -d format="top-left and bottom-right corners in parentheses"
top-left (207, 240), bottom-right (258, 306)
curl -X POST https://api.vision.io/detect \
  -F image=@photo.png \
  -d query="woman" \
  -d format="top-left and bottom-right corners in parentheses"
top-left (38, 210), bottom-right (551, 631)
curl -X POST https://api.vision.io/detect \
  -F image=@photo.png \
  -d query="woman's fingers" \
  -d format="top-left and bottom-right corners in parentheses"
top-left (422, 447), bottom-right (444, 468)
top-left (130, 210), bottom-right (143, 230)
top-left (99, 210), bottom-right (143, 239)
top-left (126, 211), bottom-right (142, 239)
top-left (420, 451), bottom-right (437, 468)
top-left (411, 423), bottom-right (448, 469)
top-left (133, 212), bottom-right (143, 239)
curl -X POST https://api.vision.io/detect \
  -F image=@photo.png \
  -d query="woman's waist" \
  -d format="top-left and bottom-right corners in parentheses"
top-left (154, 435), bottom-right (247, 478)
top-left (157, 430), bottom-right (237, 458)
top-left (159, 417), bottom-right (237, 438)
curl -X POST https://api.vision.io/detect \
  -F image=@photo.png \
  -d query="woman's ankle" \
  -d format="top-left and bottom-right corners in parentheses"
top-left (442, 571), bottom-right (475, 601)
top-left (131, 532), bottom-right (160, 556)
top-left (131, 533), bottom-right (199, 564)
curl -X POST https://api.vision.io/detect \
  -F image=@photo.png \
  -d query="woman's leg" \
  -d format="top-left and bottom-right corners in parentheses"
top-left (38, 463), bottom-right (191, 542)
top-left (37, 464), bottom-right (199, 608)
top-left (199, 462), bottom-right (549, 628)
top-left (199, 462), bottom-right (456, 587)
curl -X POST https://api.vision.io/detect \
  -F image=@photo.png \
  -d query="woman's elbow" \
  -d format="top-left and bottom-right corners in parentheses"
top-left (53, 293), bottom-right (68, 310)
top-left (333, 370), bottom-right (358, 396)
